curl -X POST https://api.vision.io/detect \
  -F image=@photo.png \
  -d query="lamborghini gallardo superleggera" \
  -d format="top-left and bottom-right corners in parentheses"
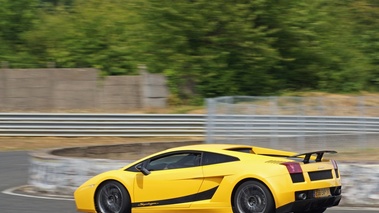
top-left (74, 144), bottom-right (342, 213)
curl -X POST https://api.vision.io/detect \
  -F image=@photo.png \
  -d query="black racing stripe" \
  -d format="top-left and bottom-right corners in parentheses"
top-left (132, 186), bottom-right (218, 208)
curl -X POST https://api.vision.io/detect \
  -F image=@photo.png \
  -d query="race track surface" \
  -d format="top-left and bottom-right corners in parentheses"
top-left (0, 151), bottom-right (76, 213)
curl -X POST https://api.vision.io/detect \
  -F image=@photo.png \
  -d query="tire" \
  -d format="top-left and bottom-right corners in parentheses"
top-left (233, 180), bottom-right (275, 213)
top-left (95, 181), bottom-right (131, 213)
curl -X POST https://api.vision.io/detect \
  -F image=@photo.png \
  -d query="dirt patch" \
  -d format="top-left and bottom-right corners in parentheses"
top-left (51, 140), bottom-right (202, 160)
top-left (1, 136), bottom-right (377, 163)
top-left (0, 136), bottom-right (204, 151)
top-left (331, 149), bottom-right (379, 163)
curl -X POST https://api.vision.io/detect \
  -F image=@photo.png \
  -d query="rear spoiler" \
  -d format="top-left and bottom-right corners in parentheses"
top-left (290, 150), bottom-right (337, 164)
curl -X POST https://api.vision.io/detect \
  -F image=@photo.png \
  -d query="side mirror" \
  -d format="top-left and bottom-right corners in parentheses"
top-left (135, 163), bottom-right (151, 176)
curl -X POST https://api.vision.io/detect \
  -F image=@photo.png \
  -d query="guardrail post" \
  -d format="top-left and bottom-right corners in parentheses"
top-left (358, 96), bottom-right (367, 147)
top-left (206, 98), bottom-right (214, 144)
top-left (269, 96), bottom-right (278, 147)
top-left (297, 97), bottom-right (305, 150)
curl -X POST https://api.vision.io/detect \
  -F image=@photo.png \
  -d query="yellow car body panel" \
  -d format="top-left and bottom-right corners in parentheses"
top-left (74, 144), bottom-right (342, 213)
top-left (133, 166), bottom-right (203, 207)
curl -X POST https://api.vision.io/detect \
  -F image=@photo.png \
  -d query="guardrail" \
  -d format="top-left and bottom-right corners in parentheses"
top-left (0, 113), bottom-right (378, 137)
top-left (0, 113), bottom-right (206, 136)
top-left (208, 115), bottom-right (379, 136)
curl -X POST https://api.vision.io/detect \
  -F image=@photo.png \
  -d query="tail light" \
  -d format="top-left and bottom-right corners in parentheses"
top-left (281, 162), bottom-right (305, 183)
top-left (281, 162), bottom-right (303, 174)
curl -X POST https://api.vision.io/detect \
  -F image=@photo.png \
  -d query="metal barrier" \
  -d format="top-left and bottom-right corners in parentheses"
top-left (206, 96), bottom-right (379, 151)
top-left (1, 113), bottom-right (379, 140)
top-left (0, 113), bottom-right (205, 136)
top-left (207, 115), bottom-right (379, 136)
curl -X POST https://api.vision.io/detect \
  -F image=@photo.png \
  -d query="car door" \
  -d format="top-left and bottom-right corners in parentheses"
top-left (197, 151), bottom-right (240, 194)
top-left (132, 152), bottom-right (203, 209)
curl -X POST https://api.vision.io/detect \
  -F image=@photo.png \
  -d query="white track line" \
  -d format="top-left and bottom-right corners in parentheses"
top-left (329, 206), bottom-right (379, 211)
top-left (2, 185), bottom-right (74, 201)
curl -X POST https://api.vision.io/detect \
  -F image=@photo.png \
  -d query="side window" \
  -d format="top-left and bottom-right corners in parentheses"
top-left (202, 152), bottom-right (239, 166)
top-left (146, 152), bottom-right (201, 171)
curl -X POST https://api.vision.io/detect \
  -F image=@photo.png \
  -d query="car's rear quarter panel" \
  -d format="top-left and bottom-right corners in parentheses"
top-left (195, 154), bottom-right (290, 209)
top-left (265, 160), bottom-right (341, 209)
top-left (213, 153), bottom-right (342, 210)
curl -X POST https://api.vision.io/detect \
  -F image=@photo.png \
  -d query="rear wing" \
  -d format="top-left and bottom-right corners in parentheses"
top-left (290, 150), bottom-right (337, 164)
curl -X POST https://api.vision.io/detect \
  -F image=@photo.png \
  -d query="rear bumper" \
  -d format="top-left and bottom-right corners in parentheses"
top-left (276, 195), bottom-right (342, 213)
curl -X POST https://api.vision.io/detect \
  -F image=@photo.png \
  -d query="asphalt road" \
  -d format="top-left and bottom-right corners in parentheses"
top-left (0, 151), bottom-right (76, 213)
top-left (0, 151), bottom-right (376, 213)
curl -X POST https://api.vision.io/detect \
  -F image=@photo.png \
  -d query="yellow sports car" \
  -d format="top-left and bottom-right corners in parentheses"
top-left (74, 144), bottom-right (342, 213)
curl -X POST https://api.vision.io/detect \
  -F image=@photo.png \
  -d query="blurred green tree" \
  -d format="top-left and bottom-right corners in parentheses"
top-left (263, 0), bottom-right (372, 92)
top-left (24, 0), bottom-right (141, 74)
top-left (348, 0), bottom-right (379, 90)
top-left (137, 0), bottom-right (280, 101)
top-left (0, 0), bottom-right (40, 67)
top-left (1, 0), bottom-right (377, 100)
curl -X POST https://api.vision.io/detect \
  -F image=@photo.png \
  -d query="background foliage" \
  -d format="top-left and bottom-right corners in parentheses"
top-left (0, 0), bottom-right (378, 103)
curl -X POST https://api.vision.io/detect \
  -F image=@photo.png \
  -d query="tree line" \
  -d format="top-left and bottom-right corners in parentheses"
top-left (0, 0), bottom-right (378, 103)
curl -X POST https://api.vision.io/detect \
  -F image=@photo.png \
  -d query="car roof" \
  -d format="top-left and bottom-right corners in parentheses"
top-left (165, 143), bottom-right (252, 152)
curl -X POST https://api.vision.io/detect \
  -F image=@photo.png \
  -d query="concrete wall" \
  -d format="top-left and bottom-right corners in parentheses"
top-left (0, 68), bottom-right (168, 111)
top-left (28, 154), bottom-right (128, 195)
top-left (98, 75), bottom-right (142, 110)
top-left (0, 69), bottom-right (55, 110)
top-left (53, 69), bottom-right (98, 110)
top-left (0, 69), bottom-right (5, 109)
top-left (339, 163), bottom-right (379, 206)
top-left (141, 71), bottom-right (169, 108)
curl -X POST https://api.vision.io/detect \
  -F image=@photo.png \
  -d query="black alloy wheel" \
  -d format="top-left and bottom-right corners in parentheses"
top-left (95, 181), bottom-right (131, 213)
top-left (233, 180), bottom-right (275, 213)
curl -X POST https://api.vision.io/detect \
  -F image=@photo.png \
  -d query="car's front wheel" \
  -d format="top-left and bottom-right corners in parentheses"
top-left (95, 180), bottom-right (131, 213)
top-left (233, 180), bottom-right (275, 213)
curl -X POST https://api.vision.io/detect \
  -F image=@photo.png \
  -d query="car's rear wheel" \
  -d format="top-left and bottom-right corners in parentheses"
top-left (233, 180), bottom-right (275, 213)
top-left (95, 180), bottom-right (131, 213)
